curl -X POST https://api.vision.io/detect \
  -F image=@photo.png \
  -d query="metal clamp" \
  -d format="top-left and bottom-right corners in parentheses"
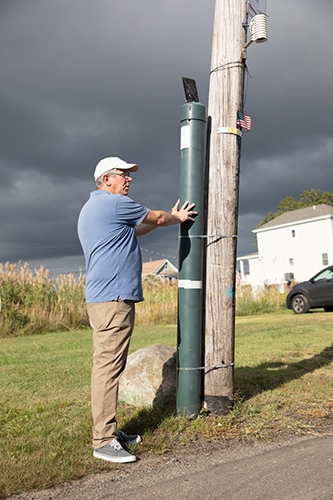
top-left (177, 363), bottom-right (235, 371)
top-left (179, 235), bottom-right (238, 239)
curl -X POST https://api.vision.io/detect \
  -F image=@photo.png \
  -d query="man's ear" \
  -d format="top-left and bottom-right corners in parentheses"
top-left (103, 174), bottom-right (112, 187)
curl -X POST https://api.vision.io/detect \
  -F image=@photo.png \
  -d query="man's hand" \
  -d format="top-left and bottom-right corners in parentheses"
top-left (136, 200), bottom-right (197, 236)
top-left (169, 199), bottom-right (197, 223)
top-left (169, 199), bottom-right (181, 215)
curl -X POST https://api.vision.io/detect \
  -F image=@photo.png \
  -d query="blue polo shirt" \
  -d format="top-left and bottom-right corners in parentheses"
top-left (77, 190), bottom-right (149, 303)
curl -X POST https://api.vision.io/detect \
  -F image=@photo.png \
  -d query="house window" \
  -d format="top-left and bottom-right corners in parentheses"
top-left (289, 258), bottom-right (294, 267)
top-left (236, 260), bottom-right (250, 275)
top-left (322, 253), bottom-right (329, 266)
top-left (291, 229), bottom-right (296, 238)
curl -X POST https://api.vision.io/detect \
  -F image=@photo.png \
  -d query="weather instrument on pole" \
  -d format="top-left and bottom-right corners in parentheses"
top-left (244, 0), bottom-right (268, 49)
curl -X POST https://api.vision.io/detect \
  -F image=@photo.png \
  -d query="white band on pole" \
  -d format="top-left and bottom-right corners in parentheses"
top-left (217, 127), bottom-right (242, 137)
top-left (178, 279), bottom-right (202, 290)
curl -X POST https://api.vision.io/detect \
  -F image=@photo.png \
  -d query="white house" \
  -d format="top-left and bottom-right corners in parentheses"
top-left (237, 204), bottom-right (333, 289)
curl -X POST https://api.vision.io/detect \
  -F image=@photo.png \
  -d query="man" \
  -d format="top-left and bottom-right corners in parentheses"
top-left (77, 157), bottom-right (196, 464)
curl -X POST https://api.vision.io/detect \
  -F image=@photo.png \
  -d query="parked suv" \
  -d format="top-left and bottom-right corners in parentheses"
top-left (286, 266), bottom-right (333, 314)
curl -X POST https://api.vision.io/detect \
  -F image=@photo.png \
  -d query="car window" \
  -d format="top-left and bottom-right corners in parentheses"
top-left (313, 269), bottom-right (333, 282)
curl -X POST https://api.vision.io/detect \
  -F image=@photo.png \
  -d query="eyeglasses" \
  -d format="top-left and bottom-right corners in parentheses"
top-left (112, 171), bottom-right (132, 179)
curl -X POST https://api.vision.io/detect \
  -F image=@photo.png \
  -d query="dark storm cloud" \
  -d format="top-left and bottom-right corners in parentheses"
top-left (0, 0), bottom-right (214, 270)
top-left (0, 0), bottom-right (332, 270)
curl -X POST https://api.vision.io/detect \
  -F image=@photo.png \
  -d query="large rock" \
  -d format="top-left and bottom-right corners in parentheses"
top-left (119, 343), bottom-right (176, 406)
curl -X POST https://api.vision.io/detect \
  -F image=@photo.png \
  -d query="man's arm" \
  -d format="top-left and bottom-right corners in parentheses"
top-left (135, 200), bottom-right (196, 236)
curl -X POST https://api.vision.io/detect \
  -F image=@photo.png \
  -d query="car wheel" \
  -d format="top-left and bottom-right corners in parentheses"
top-left (291, 294), bottom-right (310, 314)
top-left (324, 306), bottom-right (333, 312)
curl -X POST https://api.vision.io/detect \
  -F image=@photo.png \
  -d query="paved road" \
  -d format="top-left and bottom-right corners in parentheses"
top-left (10, 434), bottom-right (333, 500)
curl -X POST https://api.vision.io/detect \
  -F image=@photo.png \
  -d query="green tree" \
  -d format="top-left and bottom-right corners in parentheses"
top-left (299, 189), bottom-right (333, 207)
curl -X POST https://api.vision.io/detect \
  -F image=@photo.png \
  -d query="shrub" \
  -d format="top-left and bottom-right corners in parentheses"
top-left (236, 284), bottom-right (287, 316)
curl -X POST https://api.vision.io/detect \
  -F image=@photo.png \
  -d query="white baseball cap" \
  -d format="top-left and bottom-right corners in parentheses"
top-left (94, 157), bottom-right (139, 181)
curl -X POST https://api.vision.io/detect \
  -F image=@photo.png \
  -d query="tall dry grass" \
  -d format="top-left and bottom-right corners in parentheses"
top-left (0, 263), bottom-right (178, 338)
top-left (0, 262), bottom-right (288, 338)
top-left (136, 275), bottom-right (178, 325)
top-left (0, 261), bottom-right (89, 337)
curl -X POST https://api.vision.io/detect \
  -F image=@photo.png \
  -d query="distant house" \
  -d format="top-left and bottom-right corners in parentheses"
top-left (237, 204), bottom-right (333, 289)
top-left (142, 258), bottom-right (178, 282)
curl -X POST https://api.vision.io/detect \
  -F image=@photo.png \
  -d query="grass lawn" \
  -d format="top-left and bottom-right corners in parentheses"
top-left (1, 311), bottom-right (332, 497)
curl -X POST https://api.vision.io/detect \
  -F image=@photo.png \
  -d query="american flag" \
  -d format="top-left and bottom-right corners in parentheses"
top-left (237, 111), bottom-right (251, 131)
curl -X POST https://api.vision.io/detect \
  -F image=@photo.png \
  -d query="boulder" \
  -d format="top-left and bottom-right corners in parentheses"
top-left (119, 343), bottom-right (176, 406)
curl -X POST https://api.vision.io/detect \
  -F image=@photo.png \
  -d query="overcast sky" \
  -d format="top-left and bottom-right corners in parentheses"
top-left (1, 0), bottom-right (332, 275)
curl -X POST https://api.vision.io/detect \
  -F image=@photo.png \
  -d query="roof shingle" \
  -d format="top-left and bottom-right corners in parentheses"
top-left (255, 204), bottom-right (333, 232)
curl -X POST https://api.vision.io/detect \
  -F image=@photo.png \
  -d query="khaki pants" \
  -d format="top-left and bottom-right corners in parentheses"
top-left (87, 299), bottom-right (135, 449)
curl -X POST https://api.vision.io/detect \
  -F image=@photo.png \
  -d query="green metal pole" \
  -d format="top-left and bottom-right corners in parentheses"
top-left (177, 101), bottom-right (206, 416)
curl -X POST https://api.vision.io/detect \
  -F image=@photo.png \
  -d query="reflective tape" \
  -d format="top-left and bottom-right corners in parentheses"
top-left (178, 279), bottom-right (202, 289)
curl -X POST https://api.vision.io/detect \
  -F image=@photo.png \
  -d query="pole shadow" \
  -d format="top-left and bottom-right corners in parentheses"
top-left (120, 343), bottom-right (333, 436)
top-left (234, 342), bottom-right (333, 400)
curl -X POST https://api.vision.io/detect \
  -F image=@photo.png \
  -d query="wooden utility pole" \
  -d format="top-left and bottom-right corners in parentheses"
top-left (204, 0), bottom-right (248, 414)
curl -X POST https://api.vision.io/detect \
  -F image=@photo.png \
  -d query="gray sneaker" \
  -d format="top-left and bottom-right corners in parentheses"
top-left (118, 429), bottom-right (141, 447)
top-left (93, 439), bottom-right (136, 463)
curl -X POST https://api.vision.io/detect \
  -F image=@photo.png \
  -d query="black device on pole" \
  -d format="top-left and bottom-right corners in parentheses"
top-left (182, 77), bottom-right (200, 103)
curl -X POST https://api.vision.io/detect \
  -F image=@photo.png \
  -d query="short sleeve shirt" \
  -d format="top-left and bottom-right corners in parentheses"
top-left (77, 190), bottom-right (149, 303)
